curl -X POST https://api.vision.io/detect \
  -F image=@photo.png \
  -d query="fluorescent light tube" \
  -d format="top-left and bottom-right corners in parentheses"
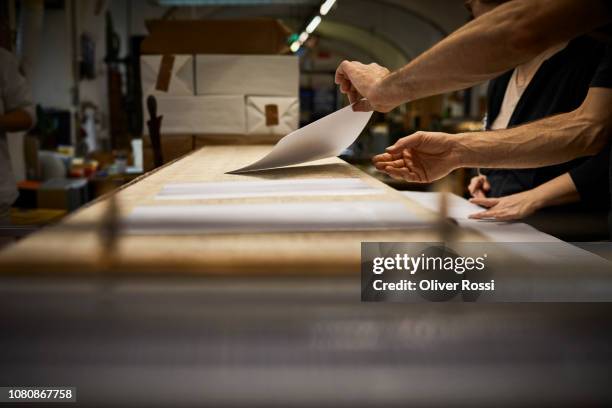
top-left (319, 0), bottom-right (336, 15)
top-left (305, 15), bottom-right (321, 33)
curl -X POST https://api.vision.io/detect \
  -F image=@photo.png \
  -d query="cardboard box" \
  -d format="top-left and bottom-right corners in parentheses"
top-left (143, 95), bottom-right (246, 135)
top-left (246, 96), bottom-right (299, 136)
top-left (143, 134), bottom-right (194, 171)
top-left (195, 55), bottom-right (299, 96)
top-left (141, 19), bottom-right (292, 55)
top-left (141, 54), bottom-right (194, 96)
top-left (37, 178), bottom-right (89, 211)
top-left (194, 134), bottom-right (282, 147)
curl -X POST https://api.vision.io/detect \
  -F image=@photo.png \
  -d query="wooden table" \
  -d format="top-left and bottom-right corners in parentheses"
top-left (1, 147), bottom-right (610, 406)
top-left (0, 145), bottom-right (481, 276)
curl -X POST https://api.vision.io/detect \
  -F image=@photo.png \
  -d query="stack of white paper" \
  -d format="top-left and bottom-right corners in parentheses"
top-left (156, 178), bottom-right (385, 200)
top-left (124, 201), bottom-right (429, 235)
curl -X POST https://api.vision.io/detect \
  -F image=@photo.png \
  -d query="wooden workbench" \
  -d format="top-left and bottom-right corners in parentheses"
top-left (0, 146), bottom-right (480, 276)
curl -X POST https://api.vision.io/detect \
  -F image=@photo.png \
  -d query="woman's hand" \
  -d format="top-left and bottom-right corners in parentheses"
top-left (469, 190), bottom-right (542, 221)
top-left (468, 175), bottom-right (490, 198)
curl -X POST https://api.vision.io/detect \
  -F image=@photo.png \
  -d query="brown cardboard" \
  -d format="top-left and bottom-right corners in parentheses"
top-left (265, 104), bottom-right (279, 126)
top-left (194, 134), bottom-right (282, 147)
top-left (155, 54), bottom-right (175, 92)
top-left (141, 19), bottom-right (292, 55)
top-left (37, 179), bottom-right (88, 211)
top-left (143, 134), bottom-right (194, 171)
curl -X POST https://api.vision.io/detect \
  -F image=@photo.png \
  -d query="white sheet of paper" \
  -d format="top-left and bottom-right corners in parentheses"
top-left (124, 201), bottom-right (429, 235)
top-left (229, 103), bottom-right (373, 173)
top-left (402, 191), bottom-right (485, 220)
top-left (156, 178), bottom-right (385, 200)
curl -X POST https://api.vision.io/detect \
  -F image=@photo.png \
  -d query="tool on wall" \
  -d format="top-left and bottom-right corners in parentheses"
top-left (146, 95), bottom-right (164, 168)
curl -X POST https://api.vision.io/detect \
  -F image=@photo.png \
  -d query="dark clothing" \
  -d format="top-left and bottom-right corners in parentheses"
top-left (591, 42), bottom-right (612, 88)
top-left (564, 41), bottom-right (612, 235)
top-left (569, 37), bottom-right (612, 212)
top-left (569, 144), bottom-right (611, 212)
top-left (482, 36), bottom-right (605, 198)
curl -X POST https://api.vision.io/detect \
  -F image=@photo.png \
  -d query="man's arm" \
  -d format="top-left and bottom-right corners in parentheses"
top-left (454, 88), bottom-right (612, 169)
top-left (373, 87), bottom-right (612, 182)
top-left (336, 0), bottom-right (612, 111)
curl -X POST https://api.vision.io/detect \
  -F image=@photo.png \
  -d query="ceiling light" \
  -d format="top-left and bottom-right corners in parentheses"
top-left (305, 15), bottom-right (321, 34)
top-left (290, 41), bottom-right (301, 53)
top-left (319, 0), bottom-right (336, 15)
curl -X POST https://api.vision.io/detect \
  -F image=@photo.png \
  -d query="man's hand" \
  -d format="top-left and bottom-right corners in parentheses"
top-left (469, 190), bottom-right (541, 221)
top-left (334, 61), bottom-right (394, 112)
top-left (372, 131), bottom-right (462, 183)
top-left (468, 175), bottom-right (490, 198)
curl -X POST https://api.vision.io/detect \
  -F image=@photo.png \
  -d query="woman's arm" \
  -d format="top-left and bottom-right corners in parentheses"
top-left (469, 173), bottom-right (580, 221)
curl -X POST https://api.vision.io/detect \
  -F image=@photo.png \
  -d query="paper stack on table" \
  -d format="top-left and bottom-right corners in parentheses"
top-left (229, 103), bottom-right (373, 173)
top-left (125, 201), bottom-right (429, 235)
top-left (156, 178), bottom-right (385, 200)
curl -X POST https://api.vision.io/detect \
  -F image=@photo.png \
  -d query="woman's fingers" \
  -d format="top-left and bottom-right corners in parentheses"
top-left (469, 197), bottom-right (500, 208)
top-left (468, 176), bottom-right (483, 195)
top-left (482, 177), bottom-right (491, 192)
top-left (472, 190), bottom-right (487, 199)
top-left (469, 209), bottom-right (501, 220)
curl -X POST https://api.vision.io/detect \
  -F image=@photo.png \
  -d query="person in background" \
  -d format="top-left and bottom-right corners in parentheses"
top-left (0, 46), bottom-right (36, 225)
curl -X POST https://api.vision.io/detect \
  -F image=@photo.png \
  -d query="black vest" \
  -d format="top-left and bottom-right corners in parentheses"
top-left (482, 36), bottom-right (605, 197)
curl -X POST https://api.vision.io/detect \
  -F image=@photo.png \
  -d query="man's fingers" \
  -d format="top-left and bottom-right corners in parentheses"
top-left (372, 152), bottom-right (401, 164)
top-left (340, 78), bottom-right (351, 93)
top-left (334, 61), bottom-right (350, 85)
top-left (386, 133), bottom-right (423, 153)
top-left (347, 89), bottom-right (362, 104)
top-left (386, 166), bottom-right (420, 182)
top-left (352, 99), bottom-right (372, 112)
top-left (374, 158), bottom-right (404, 169)
top-left (469, 197), bottom-right (500, 208)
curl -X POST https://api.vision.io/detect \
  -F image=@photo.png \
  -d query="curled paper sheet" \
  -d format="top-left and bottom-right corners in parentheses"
top-left (228, 103), bottom-right (373, 174)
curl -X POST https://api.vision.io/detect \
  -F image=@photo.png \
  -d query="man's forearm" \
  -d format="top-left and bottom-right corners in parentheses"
top-left (0, 109), bottom-right (34, 132)
top-left (454, 111), bottom-right (607, 169)
top-left (377, 0), bottom-right (612, 105)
